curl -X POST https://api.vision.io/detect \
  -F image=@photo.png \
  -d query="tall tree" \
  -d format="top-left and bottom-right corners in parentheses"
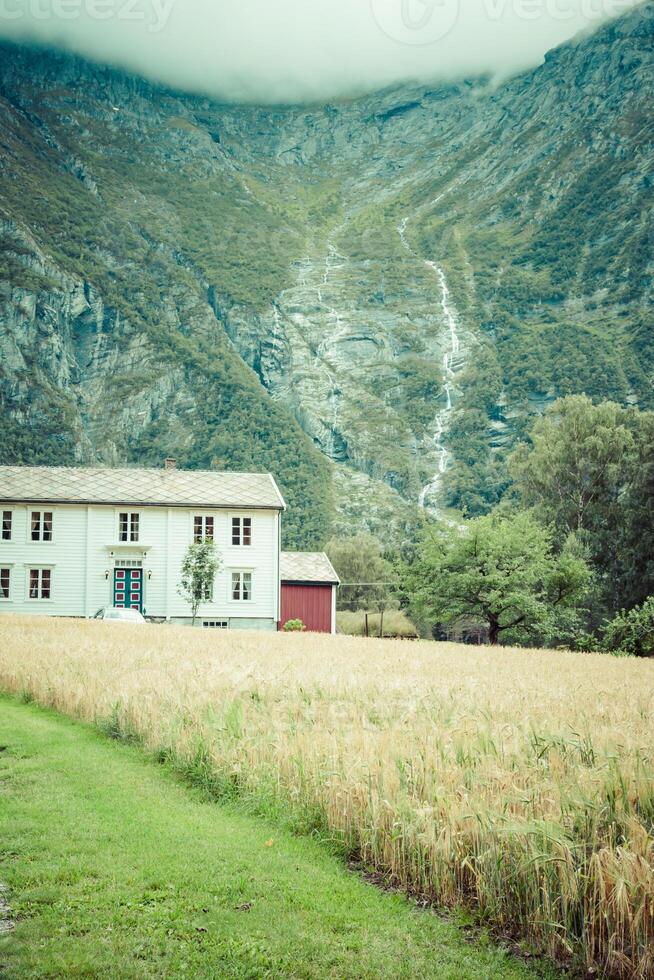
top-left (326, 535), bottom-right (396, 617)
top-left (404, 513), bottom-right (590, 646)
top-left (509, 395), bottom-right (654, 616)
top-left (509, 396), bottom-right (634, 535)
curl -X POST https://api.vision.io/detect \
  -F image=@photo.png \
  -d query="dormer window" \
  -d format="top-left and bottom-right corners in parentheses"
top-left (31, 512), bottom-right (53, 542)
top-left (232, 517), bottom-right (252, 546)
top-left (119, 513), bottom-right (140, 543)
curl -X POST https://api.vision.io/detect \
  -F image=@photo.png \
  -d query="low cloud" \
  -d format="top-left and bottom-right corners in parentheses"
top-left (0, 0), bottom-right (643, 102)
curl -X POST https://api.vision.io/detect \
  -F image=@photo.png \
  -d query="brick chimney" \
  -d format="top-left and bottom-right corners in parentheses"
top-left (164, 458), bottom-right (177, 471)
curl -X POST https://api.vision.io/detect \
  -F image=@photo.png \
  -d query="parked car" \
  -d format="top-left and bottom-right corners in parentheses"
top-left (94, 607), bottom-right (147, 625)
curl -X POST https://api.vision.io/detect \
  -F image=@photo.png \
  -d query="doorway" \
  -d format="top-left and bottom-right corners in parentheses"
top-left (113, 567), bottom-right (143, 613)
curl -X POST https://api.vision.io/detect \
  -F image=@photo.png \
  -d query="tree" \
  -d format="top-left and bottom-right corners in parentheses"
top-left (404, 512), bottom-right (590, 646)
top-left (509, 396), bottom-right (634, 536)
top-left (618, 411), bottom-right (654, 609)
top-left (326, 534), bottom-right (397, 635)
top-left (601, 597), bottom-right (654, 658)
top-left (509, 395), bottom-right (654, 617)
top-left (177, 541), bottom-right (221, 626)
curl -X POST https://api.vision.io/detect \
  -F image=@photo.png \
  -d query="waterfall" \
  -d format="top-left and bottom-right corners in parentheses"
top-left (398, 218), bottom-right (464, 515)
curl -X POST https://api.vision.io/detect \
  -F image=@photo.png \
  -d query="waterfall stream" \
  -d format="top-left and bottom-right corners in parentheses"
top-left (398, 217), bottom-right (464, 514)
top-left (315, 234), bottom-right (349, 458)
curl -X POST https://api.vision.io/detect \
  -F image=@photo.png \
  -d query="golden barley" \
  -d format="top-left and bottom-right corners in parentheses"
top-left (1, 616), bottom-right (652, 976)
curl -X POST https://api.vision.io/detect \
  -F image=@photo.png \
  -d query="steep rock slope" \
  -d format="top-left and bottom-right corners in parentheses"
top-left (0, 2), bottom-right (652, 536)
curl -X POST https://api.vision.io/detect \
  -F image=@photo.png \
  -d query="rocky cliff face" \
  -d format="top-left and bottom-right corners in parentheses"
top-left (0, 3), bottom-right (652, 538)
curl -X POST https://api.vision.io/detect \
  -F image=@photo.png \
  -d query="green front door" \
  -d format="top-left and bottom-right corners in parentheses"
top-left (113, 568), bottom-right (143, 613)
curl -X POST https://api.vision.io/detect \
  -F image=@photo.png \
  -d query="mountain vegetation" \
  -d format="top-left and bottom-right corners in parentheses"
top-left (0, 4), bottom-right (652, 548)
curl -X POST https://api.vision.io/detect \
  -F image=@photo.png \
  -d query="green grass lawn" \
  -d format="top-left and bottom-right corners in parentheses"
top-left (0, 698), bottom-right (555, 979)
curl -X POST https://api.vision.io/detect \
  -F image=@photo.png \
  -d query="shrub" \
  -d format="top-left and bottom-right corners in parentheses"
top-left (282, 619), bottom-right (306, 632)
top-left (601, 597), bottom-right (654, 658)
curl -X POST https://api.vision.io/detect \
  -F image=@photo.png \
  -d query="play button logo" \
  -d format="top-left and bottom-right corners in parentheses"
top-left (370, 0), bottom-right (460, 45)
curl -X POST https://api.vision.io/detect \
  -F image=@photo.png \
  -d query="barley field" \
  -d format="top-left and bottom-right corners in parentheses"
top-left (1, 617), bottom-right (653, 977)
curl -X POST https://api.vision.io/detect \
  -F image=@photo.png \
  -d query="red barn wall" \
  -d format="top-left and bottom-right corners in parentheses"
top-left (281, 583), bottom-right (333, 633)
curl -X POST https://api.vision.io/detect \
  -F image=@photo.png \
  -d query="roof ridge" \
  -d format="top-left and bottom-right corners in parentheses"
top-left (0, 464), bottom-right (273, 476)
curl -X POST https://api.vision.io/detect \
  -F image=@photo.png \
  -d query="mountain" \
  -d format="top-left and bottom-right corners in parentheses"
top-left (1, 3), bottom-right (652, 544)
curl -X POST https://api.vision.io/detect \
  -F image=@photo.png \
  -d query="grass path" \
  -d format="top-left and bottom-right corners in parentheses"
top-left (0, 697), bottom-right (555, 979)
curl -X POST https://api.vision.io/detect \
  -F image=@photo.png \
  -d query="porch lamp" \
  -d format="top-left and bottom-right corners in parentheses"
top-left (104, 569), bottom-right (110, 580)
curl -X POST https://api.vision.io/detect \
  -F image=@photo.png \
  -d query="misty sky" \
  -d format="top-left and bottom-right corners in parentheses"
top-left (0, 0), bottom-right (643, 102)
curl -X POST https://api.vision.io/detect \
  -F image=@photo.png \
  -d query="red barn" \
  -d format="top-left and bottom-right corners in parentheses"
top-left (280, 552), bottom-right (339, 634)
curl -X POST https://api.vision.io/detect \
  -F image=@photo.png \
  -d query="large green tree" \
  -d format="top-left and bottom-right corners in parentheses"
top-left (509, 396), bottom-right (634, 535)
top-left (510, 395), bottom-right (654, 616)
top-left (404, 513), bottom-right (590, 646)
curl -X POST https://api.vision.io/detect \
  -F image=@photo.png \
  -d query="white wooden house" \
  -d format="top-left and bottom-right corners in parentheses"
top-left (0, 462), bottom-right (286, 629)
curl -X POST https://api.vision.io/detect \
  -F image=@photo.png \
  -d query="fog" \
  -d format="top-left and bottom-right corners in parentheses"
top-left (0, 0), bottom-right (643, 102)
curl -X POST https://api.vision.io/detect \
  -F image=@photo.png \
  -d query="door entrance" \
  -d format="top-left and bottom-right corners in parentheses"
top-left (113, 567), bottom-right (143, 613)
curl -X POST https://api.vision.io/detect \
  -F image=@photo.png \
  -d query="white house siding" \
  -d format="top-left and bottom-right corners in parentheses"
top-left (164, 508), bottom-right (280, 626)
top-left (0, 503), bottom-right (280, 628)
top-left (0, 505), bottom-right (87, 618)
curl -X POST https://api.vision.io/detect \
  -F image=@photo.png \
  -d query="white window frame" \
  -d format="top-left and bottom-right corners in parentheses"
top-left (1, 510), bottom-right (12, 543)
top-left (0, 564), bottom-right (14, 601)
top-left (29, 510), bottom-right (54, 543)
top-left (231, 515), bottom-right (253, 547)
top-left (117, 511), bottom-right (141, 543)
top-left (26, 566), bottom-right (55, 602)
top-left (230, 570), bottom-right (253, 603)
top-left (192, 514), bottom-right (216, 544)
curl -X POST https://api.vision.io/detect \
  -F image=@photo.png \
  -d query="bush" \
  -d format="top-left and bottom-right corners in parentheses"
top-left (282, 619), bottom-right (306, 633)
top-left (601, 597), bottom-right (654, 658)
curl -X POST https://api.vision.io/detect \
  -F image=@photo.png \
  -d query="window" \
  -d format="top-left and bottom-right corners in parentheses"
top-left (2, 511), bottom-right (11, 541)
top-left (29, 568), bottom-right (51, 600)
top-left (119, 513), bottom-right (140, 542)
top-left (231, 571), bottom-right (252, 602)
top-left (203, 621), bottom-right (228, 629)
top-left (194, 516), bottom-right (215, 543)
top-left (31, 511), bottom-right (53, 542)
top-left (0, 568), bottom-right (10, 599)
top-left (231, 517), bottom-right (252, 546)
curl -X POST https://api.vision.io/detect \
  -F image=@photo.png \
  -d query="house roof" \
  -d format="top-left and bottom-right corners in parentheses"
top-left (0, 465), bottom-right (286, 511)
top-left (281, 552), bottom-right (340, 585)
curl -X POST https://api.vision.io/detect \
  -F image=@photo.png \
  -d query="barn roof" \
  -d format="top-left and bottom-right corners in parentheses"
top-left (0, 465), bottom-right (286, 511)
top-left (281, 552), bottom-right (340, 584)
